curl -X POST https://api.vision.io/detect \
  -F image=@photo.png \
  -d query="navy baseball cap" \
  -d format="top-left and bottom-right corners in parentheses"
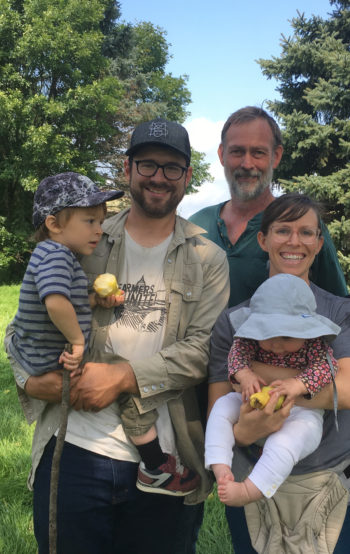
top-left (33, 172), bottom-right (124, 229)
top-left (126, 118), bottom-right (191, 164)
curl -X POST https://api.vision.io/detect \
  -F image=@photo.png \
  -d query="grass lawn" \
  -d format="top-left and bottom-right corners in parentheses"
top-left (0, 284), bottom-right (233, 553)
top-left (0, 285), bottom-right (36, 553)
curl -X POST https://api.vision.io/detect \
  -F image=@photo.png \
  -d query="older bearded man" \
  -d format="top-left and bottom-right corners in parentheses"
top-left (189, 106), bottom-right (347, 306)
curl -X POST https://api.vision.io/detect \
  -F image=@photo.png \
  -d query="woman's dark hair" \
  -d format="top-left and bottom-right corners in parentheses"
top-left (260, 193), bottom-right (323, 235)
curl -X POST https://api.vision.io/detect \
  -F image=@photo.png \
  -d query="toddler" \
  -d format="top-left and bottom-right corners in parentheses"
top-left (8, 172), bottom-right (124, 375)
top-left (205, 274), bottom-right (340, 506)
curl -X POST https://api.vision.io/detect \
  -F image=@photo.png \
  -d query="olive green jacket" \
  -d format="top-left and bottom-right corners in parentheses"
top-left (5, 210), bottom-right (229, 504)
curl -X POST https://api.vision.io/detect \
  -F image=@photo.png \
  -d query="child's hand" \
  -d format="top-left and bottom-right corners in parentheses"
top-left (97, 290), bottom-right (125, 308)
top-left (269, 378), bottom-right (307, 403)
top-left (236, 368), bottom-right (267, 402)
top-left (59, 344), bottom-right (84, 372)
top-left (90, 290), bottom-right (125, 309)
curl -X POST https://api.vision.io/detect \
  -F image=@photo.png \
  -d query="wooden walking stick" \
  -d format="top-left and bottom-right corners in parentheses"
top-left (49, 344), bottom-right (71, 554)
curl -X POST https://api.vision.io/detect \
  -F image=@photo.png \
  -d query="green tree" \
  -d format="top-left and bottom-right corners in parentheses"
top-left (187, 149), bottom-right (214, 194)
top-left (0, 0), bottom-right (123, 234)
top-left (0, 1), bottom-right (211, 281)
top-left (0, 0), bottom-right (125, 280)
top-left (99, 20), bottom-right (193, 185)
top-left (96, 16), bottom-right (211, 199)
top-left (258, 0), bottom-right (350, 283)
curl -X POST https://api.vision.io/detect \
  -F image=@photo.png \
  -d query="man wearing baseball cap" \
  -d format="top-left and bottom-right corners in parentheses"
top-left (6, 119), bottom-right (229, 553)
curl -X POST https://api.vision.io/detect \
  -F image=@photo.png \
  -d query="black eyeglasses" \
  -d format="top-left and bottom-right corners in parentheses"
top-left (134, 160), bottom-right (187, 181)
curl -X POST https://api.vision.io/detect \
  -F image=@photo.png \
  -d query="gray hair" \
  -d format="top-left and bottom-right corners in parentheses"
top-left (221, 106), bottom-right (282, 149)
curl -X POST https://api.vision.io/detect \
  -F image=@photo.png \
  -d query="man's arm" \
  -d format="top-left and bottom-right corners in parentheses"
top-left (5, 318), bottom-right (138, 413)
top-left (25, 371), bottom-right (64, 403)
top-left (4, 324), bottom-right (62, 423)
top-left (69, 361), bottom-right (138, 411)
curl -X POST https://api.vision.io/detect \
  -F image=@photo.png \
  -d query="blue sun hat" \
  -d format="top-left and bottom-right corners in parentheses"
top-left (32, 172), bottom-right (124, 229)
top-left (229, 274), bottom-right (340, 342)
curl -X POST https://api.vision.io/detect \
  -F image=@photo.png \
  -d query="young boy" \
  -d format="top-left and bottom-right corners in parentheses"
top-left (205, 274), bottom-right (341, 506)
top-left (8, 172), bottom-right (124, 375)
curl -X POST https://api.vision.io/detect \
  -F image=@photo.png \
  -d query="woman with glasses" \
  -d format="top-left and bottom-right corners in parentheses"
top-left (207, 193), bottom-right (350, 553)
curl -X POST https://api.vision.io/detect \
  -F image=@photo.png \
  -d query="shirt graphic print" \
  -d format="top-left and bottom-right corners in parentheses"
top-left (106, 230), bottom-right (173, 361)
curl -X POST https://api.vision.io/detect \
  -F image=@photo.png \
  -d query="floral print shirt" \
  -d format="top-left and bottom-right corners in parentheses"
top-left (228, 337), bottom-right (337, 396)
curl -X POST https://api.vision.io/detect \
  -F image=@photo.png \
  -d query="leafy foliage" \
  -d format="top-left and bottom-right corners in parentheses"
top-left (187, 149), bottom-right (214, 194)
top-left (0, 218), bottom-right (34, 283)
top-left (99, 19), bottom-right (193, 184)
top-left (0, 0), bottom-right (124, 240)
top-left (0, 1), bottom-right (211, 283)
top-left (258, 0), bottom-right (350, 283)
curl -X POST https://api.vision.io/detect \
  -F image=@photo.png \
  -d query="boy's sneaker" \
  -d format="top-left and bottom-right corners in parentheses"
top-left (136, 454), bottom-right (200, 496)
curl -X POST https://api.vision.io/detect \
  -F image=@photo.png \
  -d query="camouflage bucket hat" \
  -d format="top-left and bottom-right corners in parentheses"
top-left (32, 172), bottom-right (124, 229)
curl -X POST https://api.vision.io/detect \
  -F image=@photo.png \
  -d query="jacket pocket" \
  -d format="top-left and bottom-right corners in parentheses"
top-left (171, 280), bottom-right (202, 303)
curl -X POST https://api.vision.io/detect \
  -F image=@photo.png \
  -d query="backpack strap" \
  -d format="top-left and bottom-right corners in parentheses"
top-left (325, 347), bottom-right (339, 431)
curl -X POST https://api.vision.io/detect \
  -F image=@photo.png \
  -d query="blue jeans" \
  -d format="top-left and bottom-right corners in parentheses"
top-left (226, 504), bottom-right (350, 554)
top-left (33, 437), bottom-right (203, 554)
top-left (225, 506), bottom-right (257, 553)
top-left (334, 504), bottom-right (350, 553)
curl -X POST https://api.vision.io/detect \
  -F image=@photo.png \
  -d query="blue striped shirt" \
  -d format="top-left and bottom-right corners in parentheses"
top-left (9, 240), bottom-right (91, 375)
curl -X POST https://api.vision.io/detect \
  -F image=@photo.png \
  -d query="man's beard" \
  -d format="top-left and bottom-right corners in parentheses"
top-left (225, 164), bottom-right (274, 201)
top-left (130, 181), bottom-right (186, 218)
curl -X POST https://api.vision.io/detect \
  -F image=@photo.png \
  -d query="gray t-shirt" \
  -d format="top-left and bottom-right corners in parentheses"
top-left (209, 282), bottom-right (350, 473)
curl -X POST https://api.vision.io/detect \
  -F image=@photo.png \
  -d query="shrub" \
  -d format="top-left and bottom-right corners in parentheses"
top-left (0, 222), bottom-right (33, 284)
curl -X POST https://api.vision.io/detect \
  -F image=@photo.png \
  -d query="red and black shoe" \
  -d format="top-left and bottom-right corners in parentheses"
top-left (136, 454), bottom-right (200, 496)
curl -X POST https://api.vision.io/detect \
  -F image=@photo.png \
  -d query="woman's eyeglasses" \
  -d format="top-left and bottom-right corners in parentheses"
top-left (269, 225), bottom-right (321, 244)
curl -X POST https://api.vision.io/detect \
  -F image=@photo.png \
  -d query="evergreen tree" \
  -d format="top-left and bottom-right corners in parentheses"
top-left (259, 0), bottom-right (350, 283)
